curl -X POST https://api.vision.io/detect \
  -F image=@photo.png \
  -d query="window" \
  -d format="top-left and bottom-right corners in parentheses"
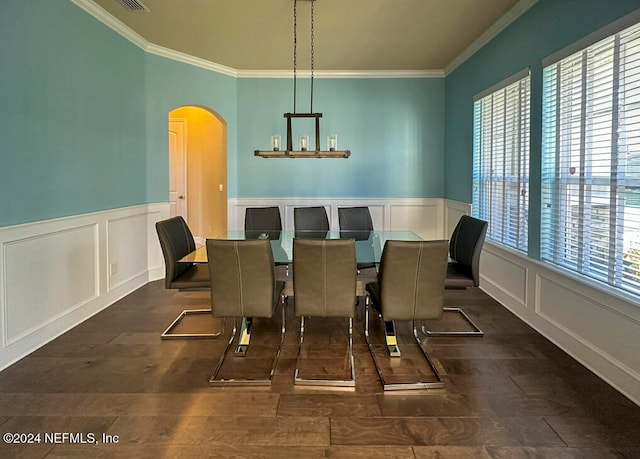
top-left (473, 70), bottom-right (530, 252)
top-left (541, 19), bottom-right (640, 297)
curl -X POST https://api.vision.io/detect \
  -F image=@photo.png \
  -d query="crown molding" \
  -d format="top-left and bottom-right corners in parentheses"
top-left (145, 44), bottom-right (238, 77)
top-left (71, 0), bottom-right (148, 50)
top-left (71, 0), bottom-right (535, 80)
top-left (236, 69), bottom-right (444, 79)
top-left (444, 0), bottom-right (538, 75)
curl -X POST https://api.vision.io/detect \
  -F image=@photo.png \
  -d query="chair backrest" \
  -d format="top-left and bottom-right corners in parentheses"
top-left (155, 216), bottom-right (197, 288)
top-left (449, 215), bottom-right (488, 286)
top-left (294, 207), bottom-right (329, 233)
top-left (244, 207), bottom-right (282, 232)
top-left (377, 240), bottom-right (449, 321)
top-left (338, 207), bottom-right (373, 231)
top-left (338, 207), bottom-right (373, 241)
top-left (206, 239), bottom-right (277, 318)
top-left (293, 239), bottom-right (356, 318)
top-left (245, 207), bottom-right (283, 240)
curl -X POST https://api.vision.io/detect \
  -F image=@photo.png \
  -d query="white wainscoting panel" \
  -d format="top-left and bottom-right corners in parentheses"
top-left (389, 201), bottom-right (442, 240)
top-left (4, 224), bottom-right (98, 345)
top-left (536, 274), bottom-right (640, 380)
top-left (147, 209), bottom-right (167, 280)
top-left (108, 213), bottom-right (150, 290)
top-left (0, 203), bottom-right (169, 370)
top-left (479, 239), bottom-right (640, 406)
top-left (443, 199), bottom-right (471, 237)
top-left (481, 249), bottom-right (528, 307)
top-left (366, 204), bottom-right (387, 231)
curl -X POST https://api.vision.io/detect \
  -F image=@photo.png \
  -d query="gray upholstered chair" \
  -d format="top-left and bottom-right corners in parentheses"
top-left (338, 206), bottom-right (373, 234)
top-left (365, 240), bottom-right (449, 390)
top-left (422, 215), bottom-right (487, 336)
top-left (244, 205), bottom-right (288, 274)
top-left (292, 238), bottom-right (357, 387)
top-left (155, 216), bottom-right (220, 339)
top-left (244, 206), bottom-right (282, 239)
top-left (206, 239), bottom-right (286, 386)
top-left (293, 206), bottom-right (329, 238)
top-left (338, 206), bottom-right (376, 270)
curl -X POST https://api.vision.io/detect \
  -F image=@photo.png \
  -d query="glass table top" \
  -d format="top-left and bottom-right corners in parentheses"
top-left (181, 230), bottom-right (423, 264)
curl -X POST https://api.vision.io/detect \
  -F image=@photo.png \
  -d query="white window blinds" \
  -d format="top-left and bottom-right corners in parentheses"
top-left (541, 20), bottom-right (640, 297)
top-left (473, 70), bottom-right (530, 252)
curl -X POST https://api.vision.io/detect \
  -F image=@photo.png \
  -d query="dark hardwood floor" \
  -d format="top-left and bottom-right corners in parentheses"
top-left (0, 280), bottom-right (638, 458)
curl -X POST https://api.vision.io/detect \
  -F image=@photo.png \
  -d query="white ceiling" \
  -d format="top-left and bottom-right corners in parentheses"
top-left (88, 0), bottom-right (530, 73)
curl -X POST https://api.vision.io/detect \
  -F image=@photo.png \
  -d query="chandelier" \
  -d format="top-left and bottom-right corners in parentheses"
top-left (255, 0), bottom-right (350, 158)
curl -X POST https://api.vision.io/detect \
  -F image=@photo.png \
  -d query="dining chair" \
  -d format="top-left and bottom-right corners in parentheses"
top-left (338, 206), bottom-right (373, 233)
top-left (293, 206), bottom-right (329, 238)
top-left (292, 238), bottom-right (357, 387)
top-left (365, 239), bottom-right (449, 390)
top-left (422, 215), bottom-right (487, 336)
top-left (244, 206), bottom-right (282, 239)
top-left (206, 239), bottom-right (286, 386)
top-left (338, 206), bottom-right (376, 270)
top-left (155, 216), bottom-right (221, 339)
top-left (244, 206), bottom-right (288, 275)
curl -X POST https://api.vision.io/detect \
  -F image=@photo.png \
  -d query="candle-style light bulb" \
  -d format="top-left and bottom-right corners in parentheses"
top-left (328, 135), bottom-right (337, 151)
top-left (271, 135), bottom-right (281, 151)
top-left (299, 135), bottom-right (308, 151)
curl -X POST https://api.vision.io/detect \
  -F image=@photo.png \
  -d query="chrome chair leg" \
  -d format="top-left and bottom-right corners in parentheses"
top-left (364, 296), bottom-right (387, 389)
top-left (209, 318), bottom-right (237, 384)
top-left (161, 309), bottom-right (224, 340)
top-left (294, 316), bottom-right (355, 387)
top-left (384, 320), bottom-right (401, 357)
top-left (365, 295), bottom-right (445, 391)
top-left (235, 317), bottom-right (253, 356)
top-left (365, 296), bottom-right (401, 356)
top-left (209, 294), bottom-right (286, 386)
top-left (411, 321), bottom-right (445, 389)
top-left (421, 307), bottom-right (484, 336)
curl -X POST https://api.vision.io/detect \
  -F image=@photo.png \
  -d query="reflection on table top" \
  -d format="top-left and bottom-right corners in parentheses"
top-left (180, 230), bottom-right (422, 264)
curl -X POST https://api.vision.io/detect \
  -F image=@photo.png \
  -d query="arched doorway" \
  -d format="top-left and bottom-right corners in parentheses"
top-left (168, 106), bottom-right (228, 241)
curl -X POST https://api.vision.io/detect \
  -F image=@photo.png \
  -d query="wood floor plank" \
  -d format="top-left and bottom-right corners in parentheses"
top-left (47, 445), bottom-right (417, 458)
top-left (105, 415), bottom-right (330, 446)
top-left (544, 416), bottom-right (640, 448)
top-left (330, 417), bottom-right (521, 446)
top-left (277, 394), bottom-right (381, 417)
top-left (377, 393), bottom-right (492, 417)
top-left (484, 446), bottom-right (630, 459)
top-left (482, 393), bottom-right (590, 417)
top-left (413, 446), bottom-right (493, 458)
top-left (0, 393), bottom-right (279, 417)
top-left (0, 442), bottom-right (54, 459)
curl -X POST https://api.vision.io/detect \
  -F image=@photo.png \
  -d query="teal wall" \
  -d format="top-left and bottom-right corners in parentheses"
top-left (0, 0), bottom-right (146, 226)
top-left (237, 77), bottom-right (445, 198)
top-left (444, 0), bottom-right (640, 258)
top-left (144, 55), bottom-right (237, 201)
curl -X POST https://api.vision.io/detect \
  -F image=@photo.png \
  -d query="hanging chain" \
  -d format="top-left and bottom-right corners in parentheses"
top-left (293, 0), bottom-right (297, 113)
top-left (310, 0), bottom-right (315, 113)
top-left (292, 0), bottom-right (316, 114)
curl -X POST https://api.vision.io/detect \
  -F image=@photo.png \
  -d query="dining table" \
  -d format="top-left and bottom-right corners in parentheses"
top-left (181, 229), bottom-right (424, 356)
